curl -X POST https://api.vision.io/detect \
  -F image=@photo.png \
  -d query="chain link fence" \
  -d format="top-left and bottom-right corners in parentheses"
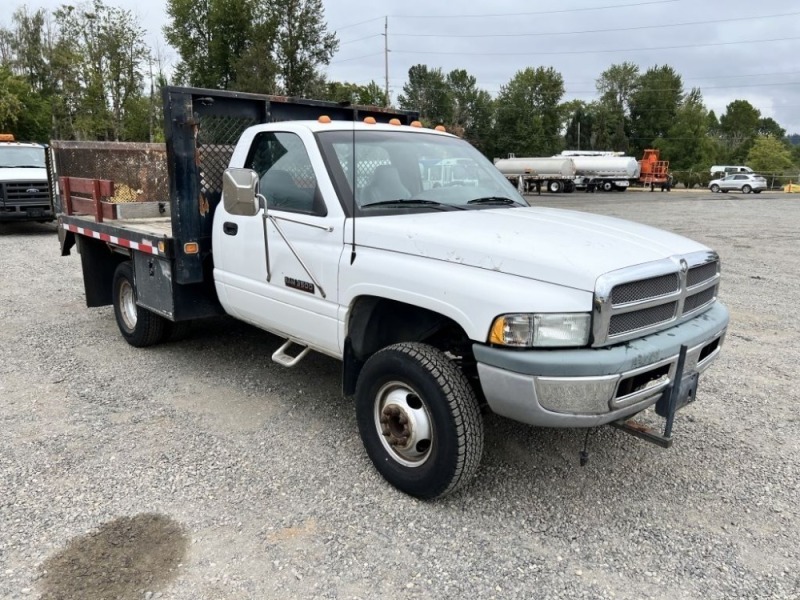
top-left (658, 170), bottom-right (800, 191)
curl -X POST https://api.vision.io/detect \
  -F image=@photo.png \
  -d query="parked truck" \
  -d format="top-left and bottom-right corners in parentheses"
top-left (51, 87), bottom-right (729, 499)
top-left (0, 134), bottom-right (54, 223)
top-left (557, 151), bottom-right (641, 192)
top-left (493, 156), bottom-right (576, 193)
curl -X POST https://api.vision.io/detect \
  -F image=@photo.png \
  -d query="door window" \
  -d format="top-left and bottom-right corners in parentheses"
top-left (245, 132), bottom-right (326, 216)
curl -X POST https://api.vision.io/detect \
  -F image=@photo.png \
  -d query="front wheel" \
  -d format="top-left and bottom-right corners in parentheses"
top-left (355, 342), bottom-right (484, 499)
top-left (742, 184), bottom-right (752, 194)
top-left (112, 261), bottom-right (167, 347)
top-left (710, 184), bottom-right (720, 193)
top-left (602, 181), bottom-right (613, 192)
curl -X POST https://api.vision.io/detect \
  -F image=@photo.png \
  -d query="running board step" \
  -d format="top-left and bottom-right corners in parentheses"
top-left (271, 340), bottom-right (310, 367)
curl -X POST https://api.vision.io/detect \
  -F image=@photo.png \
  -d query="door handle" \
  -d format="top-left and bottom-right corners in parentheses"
top-left (223, 222), bottom-right (238, 236)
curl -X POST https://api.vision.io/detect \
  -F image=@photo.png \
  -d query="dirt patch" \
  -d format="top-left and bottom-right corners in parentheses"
top-left (39, 513), bottom-right (188, 600)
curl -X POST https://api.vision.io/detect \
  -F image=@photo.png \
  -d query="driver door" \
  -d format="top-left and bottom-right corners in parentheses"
top-left (214, 130), bottom-right (345, 356)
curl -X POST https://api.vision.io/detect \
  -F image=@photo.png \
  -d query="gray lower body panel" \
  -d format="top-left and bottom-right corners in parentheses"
top-left (474, 303), bottom-right (729, 427)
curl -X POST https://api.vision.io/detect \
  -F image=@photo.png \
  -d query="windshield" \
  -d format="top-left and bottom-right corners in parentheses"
top-left (0, 146), bottom-right (46, 168)
top-left (316, 130), bottom-right (526, 214)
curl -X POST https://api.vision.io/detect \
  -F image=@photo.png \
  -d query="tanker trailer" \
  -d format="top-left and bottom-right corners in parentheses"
top-left (493, 156), bottom-right (576, 193)
top-left (567, 155), bottom-right (641, 192)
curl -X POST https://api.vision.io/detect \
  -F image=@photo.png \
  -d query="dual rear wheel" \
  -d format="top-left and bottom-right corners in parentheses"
top-left (112, 261), bottom-right (190, 347)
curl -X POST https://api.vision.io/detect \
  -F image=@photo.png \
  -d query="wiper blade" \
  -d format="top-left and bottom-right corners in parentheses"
top-left (467, 196), bottom-right (519, 205)
top-left (8, 164), bottom-right (44, 168)
top-left (361, 199), bottom-right (464, 210)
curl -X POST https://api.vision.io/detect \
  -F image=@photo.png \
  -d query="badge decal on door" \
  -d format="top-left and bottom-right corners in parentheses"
top-left (284, 277), bottom-right (315, 294)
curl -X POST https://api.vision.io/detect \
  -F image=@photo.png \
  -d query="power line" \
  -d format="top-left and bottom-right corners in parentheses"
top-left (339, 34), bottom-right (381, 46)
top-left (330, 52), bottom-right (384, 65)
top-left (390, 11), bottom-right (800, 39)
top-left (389, 0), bottom-right (682, 19)
top-left (332, 16), bottom-right (384, 32)
top-left (331, 0), bottom-right (682, 31)
top-left (391, 35), bottom-right (800, 57)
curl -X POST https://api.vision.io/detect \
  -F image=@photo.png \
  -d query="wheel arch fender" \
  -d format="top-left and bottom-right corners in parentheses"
top-left (342, 294), bottom-right (474, 396)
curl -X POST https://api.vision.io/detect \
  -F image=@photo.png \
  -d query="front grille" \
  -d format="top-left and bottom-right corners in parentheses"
top-left (2, 181), bottom-right (50, 204)
top-left (594, 252), bottom-right (721, 346)
top-left (611, 273), bottom-right (679, 305)
top-left (684, 286), bottom-right (716, 313)
top-left (687, 262), bottom-right (718, 287)
top-left (609, 302), bottom-right (677, 336)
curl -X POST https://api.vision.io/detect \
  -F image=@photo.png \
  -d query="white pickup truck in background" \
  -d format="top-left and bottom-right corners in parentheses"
top-left (0, 134), bottom-right (53, 223)
top-left (52, 87), bottom-right (729, 499)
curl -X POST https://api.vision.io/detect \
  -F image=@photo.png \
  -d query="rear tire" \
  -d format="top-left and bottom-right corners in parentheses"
top-left (742, 184), bottom-right (752, 194)
top-left (355, 342), bottom-right (484, 499)
top-left (112, 261), bottom-right (167, 347)
top-left (602, 181), bottom-right (613, 192)
top-left (548, 180), bottom-right (562, 193)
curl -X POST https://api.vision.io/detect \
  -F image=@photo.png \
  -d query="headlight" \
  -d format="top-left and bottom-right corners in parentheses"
top-left (489, 313), bottom-right (591, 348)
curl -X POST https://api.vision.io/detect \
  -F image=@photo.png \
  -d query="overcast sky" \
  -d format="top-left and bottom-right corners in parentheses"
top-left (10, 0), bottom-right (800, 132)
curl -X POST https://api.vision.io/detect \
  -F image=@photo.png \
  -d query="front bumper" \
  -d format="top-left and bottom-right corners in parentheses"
top-left (474, 302), bottom-right (729, 428)
top-left (0, 205), bottom-right (54, 221)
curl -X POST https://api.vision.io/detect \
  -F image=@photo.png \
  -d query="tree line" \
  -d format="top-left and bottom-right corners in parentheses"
top-left (1, 0), bottom-right (797, 178)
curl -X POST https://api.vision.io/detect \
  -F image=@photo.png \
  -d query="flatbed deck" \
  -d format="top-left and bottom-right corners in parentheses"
top-left (60, 214), bottom-right (174, 257)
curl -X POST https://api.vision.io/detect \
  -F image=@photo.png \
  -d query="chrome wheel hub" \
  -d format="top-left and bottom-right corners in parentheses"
top-left (374, 381), bottom-right (433, 467)
top-left (119, 280), bottom-right (137, 331)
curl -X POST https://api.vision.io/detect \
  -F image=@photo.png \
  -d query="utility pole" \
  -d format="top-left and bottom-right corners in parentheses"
top-left (383, 16), bottom-right (389, 107)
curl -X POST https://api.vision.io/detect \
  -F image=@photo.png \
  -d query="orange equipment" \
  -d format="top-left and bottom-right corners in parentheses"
top-left (639, 148), bottom-right (670, 188)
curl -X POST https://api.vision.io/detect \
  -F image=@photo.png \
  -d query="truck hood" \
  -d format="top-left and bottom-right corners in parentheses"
top-left (0, 167), bottom-right (48, 182)
top-left (355, 207), bottom-right (708, 291)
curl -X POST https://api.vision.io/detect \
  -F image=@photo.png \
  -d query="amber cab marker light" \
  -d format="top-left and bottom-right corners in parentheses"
top-left (389, 118), bottom-right (401, 126)
top-left (318, 115), bottom-right (331, 123)
top-left (0, 133), bottom-right (15, 141)
top-left (434, 125), bottom-right (446, 132)
top-left (410, 121), bottom-right (422, 128)
top-left (363, 116), bottom-right (377, 124)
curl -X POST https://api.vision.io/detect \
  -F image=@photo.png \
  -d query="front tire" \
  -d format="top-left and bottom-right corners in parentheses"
top-left (602, 181), bottom-right (613, 192)
top-left (355, 342), bottom-right (484, 499)
top-left (710, 184), bottom-right (720, 193)
top-left (112, 261), bottom-right (167, 347)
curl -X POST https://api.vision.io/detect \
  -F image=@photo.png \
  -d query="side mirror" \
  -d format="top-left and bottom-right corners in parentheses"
top-left (222, 168), bottom-right (261, 216)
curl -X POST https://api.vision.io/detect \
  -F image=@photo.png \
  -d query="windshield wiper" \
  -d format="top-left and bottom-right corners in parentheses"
top-left (361, 199), bottom-right (464, 210)
top-left (6, 164), bottom-right (45, 168)
top-left (467, 196), bottom-right (520, 206)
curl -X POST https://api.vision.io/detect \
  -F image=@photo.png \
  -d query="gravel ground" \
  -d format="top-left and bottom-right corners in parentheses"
top-left (1, 190), bottom-right (798, 599)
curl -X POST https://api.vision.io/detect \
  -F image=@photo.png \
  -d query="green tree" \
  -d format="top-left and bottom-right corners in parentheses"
top-left (493, 66), bottom-right (565, 157)
top-left (719, 99), bottom-right (761, 161)
top-left (398, 65), bottom-right (453, 126)
top-left (655, 88), bottom-right (721, 185)
top-left (629, 65), bottom-right (683, 156)
top-left (273, 0), bottom-right (338, 96)
top-left (0, 66), bottom-right (24, 130)
top-left (445, 69), bottom-right (493, 153)
top-left (746, 136), bottom-right (796, 173)
top-left (757, 117), bottom-right (786, 139)
top-left (323, 80), bottom-right (387, 106)
top-left (596, 62), bottom-right (640, 115)
top-left (164, 0), bottom-right (255, 88)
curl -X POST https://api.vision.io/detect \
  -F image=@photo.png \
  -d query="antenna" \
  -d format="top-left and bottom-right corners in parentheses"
top-left (383, 16), bottom-right (389, 107)
top-left (350, 120), bottom-right (357, 264)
